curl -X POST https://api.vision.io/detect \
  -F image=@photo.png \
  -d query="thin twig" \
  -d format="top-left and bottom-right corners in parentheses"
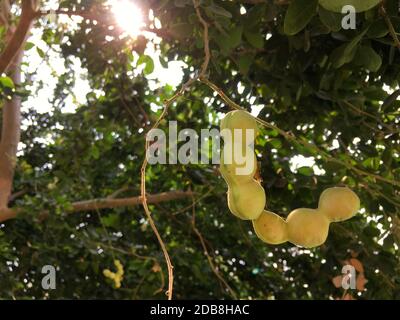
top-left (139, 85), bottom-right (197, 300)
top-left (380, 2), bottom-right (400, 51)
top-left (139, 0), bottom-right (210, 300)
top-left (360, 183), bottom-right (400, 208)
top-left (341, 100), bottom-right (396, 134)
top-left (194, 0), bottom-right (211, 78)
top-left (106, 186), bottom-right (131, 199)
top-left (190, 192), bottom-right (238, 299)
top-left (171, 186), bottom-right (215, 215)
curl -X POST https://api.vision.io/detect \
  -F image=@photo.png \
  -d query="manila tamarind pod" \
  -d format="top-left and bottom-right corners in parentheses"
top-left (220, 110), bottom-right (266, 220)
top-left (286, 208), bottom-right (330, 248)
top-left (253, 210), bottom-right (288, 244)
top-left (228, 180), bottom-right (266, 220)
top-left (220, 109), bottom-right (361, 247)
top-left (318, 187), bottom-right (360, 222)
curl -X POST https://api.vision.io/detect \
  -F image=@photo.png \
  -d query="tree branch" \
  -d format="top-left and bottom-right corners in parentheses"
top-left (0, 0), bottom-right (37, 74)
top-left (73, 191), bottom-right (193, 212)
top-left (8, 189), bottom-right (28, 202)
top-left (0, 191), bottom-right (194, 223)
top-left (0, 0), bottom-right (11, 27)
top-left (0, 44), bottom-right (23, 211)
top-left (0, 1), bottom-right (35, 216)
top-left (379, 2), bottom-right (400, 52)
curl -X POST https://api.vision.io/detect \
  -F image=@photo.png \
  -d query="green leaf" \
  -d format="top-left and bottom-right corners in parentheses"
top-left (25, 42), bottom-right (35, 50)
top-left (206, 4), bottom-right (232, 18)
top-left (298, 166), bottom-right (314, 176)
top-left (144, 62), bottom-right (155, 75)
top-left (237, 53), bottom-right (254, 75)
top-left (91, 145), bottom-right (100, 159)
top-left (330, 27), bottom-right (369, 68)
top-left (354, 45), bottom-right (382, 72)
top-left (318, 6), bottom-right (342, 32)
top-left (169, 23), bottom-right (193, 39)
top-left (244, 30), bottom-right (264, 49)
top-left (268, 138), bottom-right (282, 149)
top-left (228, 25), bottom-right (243, 49)
top-left (383, 234), bottom-right (394, 251)
top-left (330, 44), bottom-right (355, 68)
top-left (319, 0), bottom-right (381, 13)
top-left (218, 25), bottom-right (243, 54)
top-left (284, 0), bottom-right (318, 36)
top-left (137, 55), bottom-right (154, 75)
top-left (174, 0), bottom-right (191, 7)
top-left (367, 20), bottom-right (389, 38)
top-left (36, 47), bottom-right (45, 58)
top-left (245, 4), bottom-right (267, 28)
top-left (0, 76), bottom-right (14, 88)
top-left (346, 26), bottom-right (370, 53)
top-left (159, 56), bottom-right (168, 69)
top-left (382, 89), bottom-right (400, 110)
top-left (100, 214), bottom-right (120, 228)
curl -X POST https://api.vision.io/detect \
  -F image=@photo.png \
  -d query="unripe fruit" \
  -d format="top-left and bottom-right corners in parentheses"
top-left (219, 159), bottom-right (236, 185)
top-left (221, 110), bottom-right (259, 147)
top-left (221, 142), bottom-right (257, 181)
top-left (318, 187), bottom-right (360, 222)
top-left (226, 187), bottom-right (246, 220)
top-left (253, 210), bottom-right (288, 244)
top-left (221, 110), bottom-right (259, 133)
top-left (220, 110), bottom-right (265, 220)
top-left (219, 107), bottom-right (361, 249)
top-left (228, 180), bottom-right (266, 220)
top-left (286, 208), bottom-right (330, 248)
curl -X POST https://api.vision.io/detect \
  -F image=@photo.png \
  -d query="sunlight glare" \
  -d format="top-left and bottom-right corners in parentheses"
top-left (109, 0), bottom-right (144, 37)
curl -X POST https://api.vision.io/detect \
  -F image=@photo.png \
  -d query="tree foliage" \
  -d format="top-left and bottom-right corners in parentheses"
top-left (0, 0), bottom-right (399, 299)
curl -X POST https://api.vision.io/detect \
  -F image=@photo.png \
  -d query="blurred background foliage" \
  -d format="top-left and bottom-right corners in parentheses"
top-left (0, 0), bottom-right (399, 299)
